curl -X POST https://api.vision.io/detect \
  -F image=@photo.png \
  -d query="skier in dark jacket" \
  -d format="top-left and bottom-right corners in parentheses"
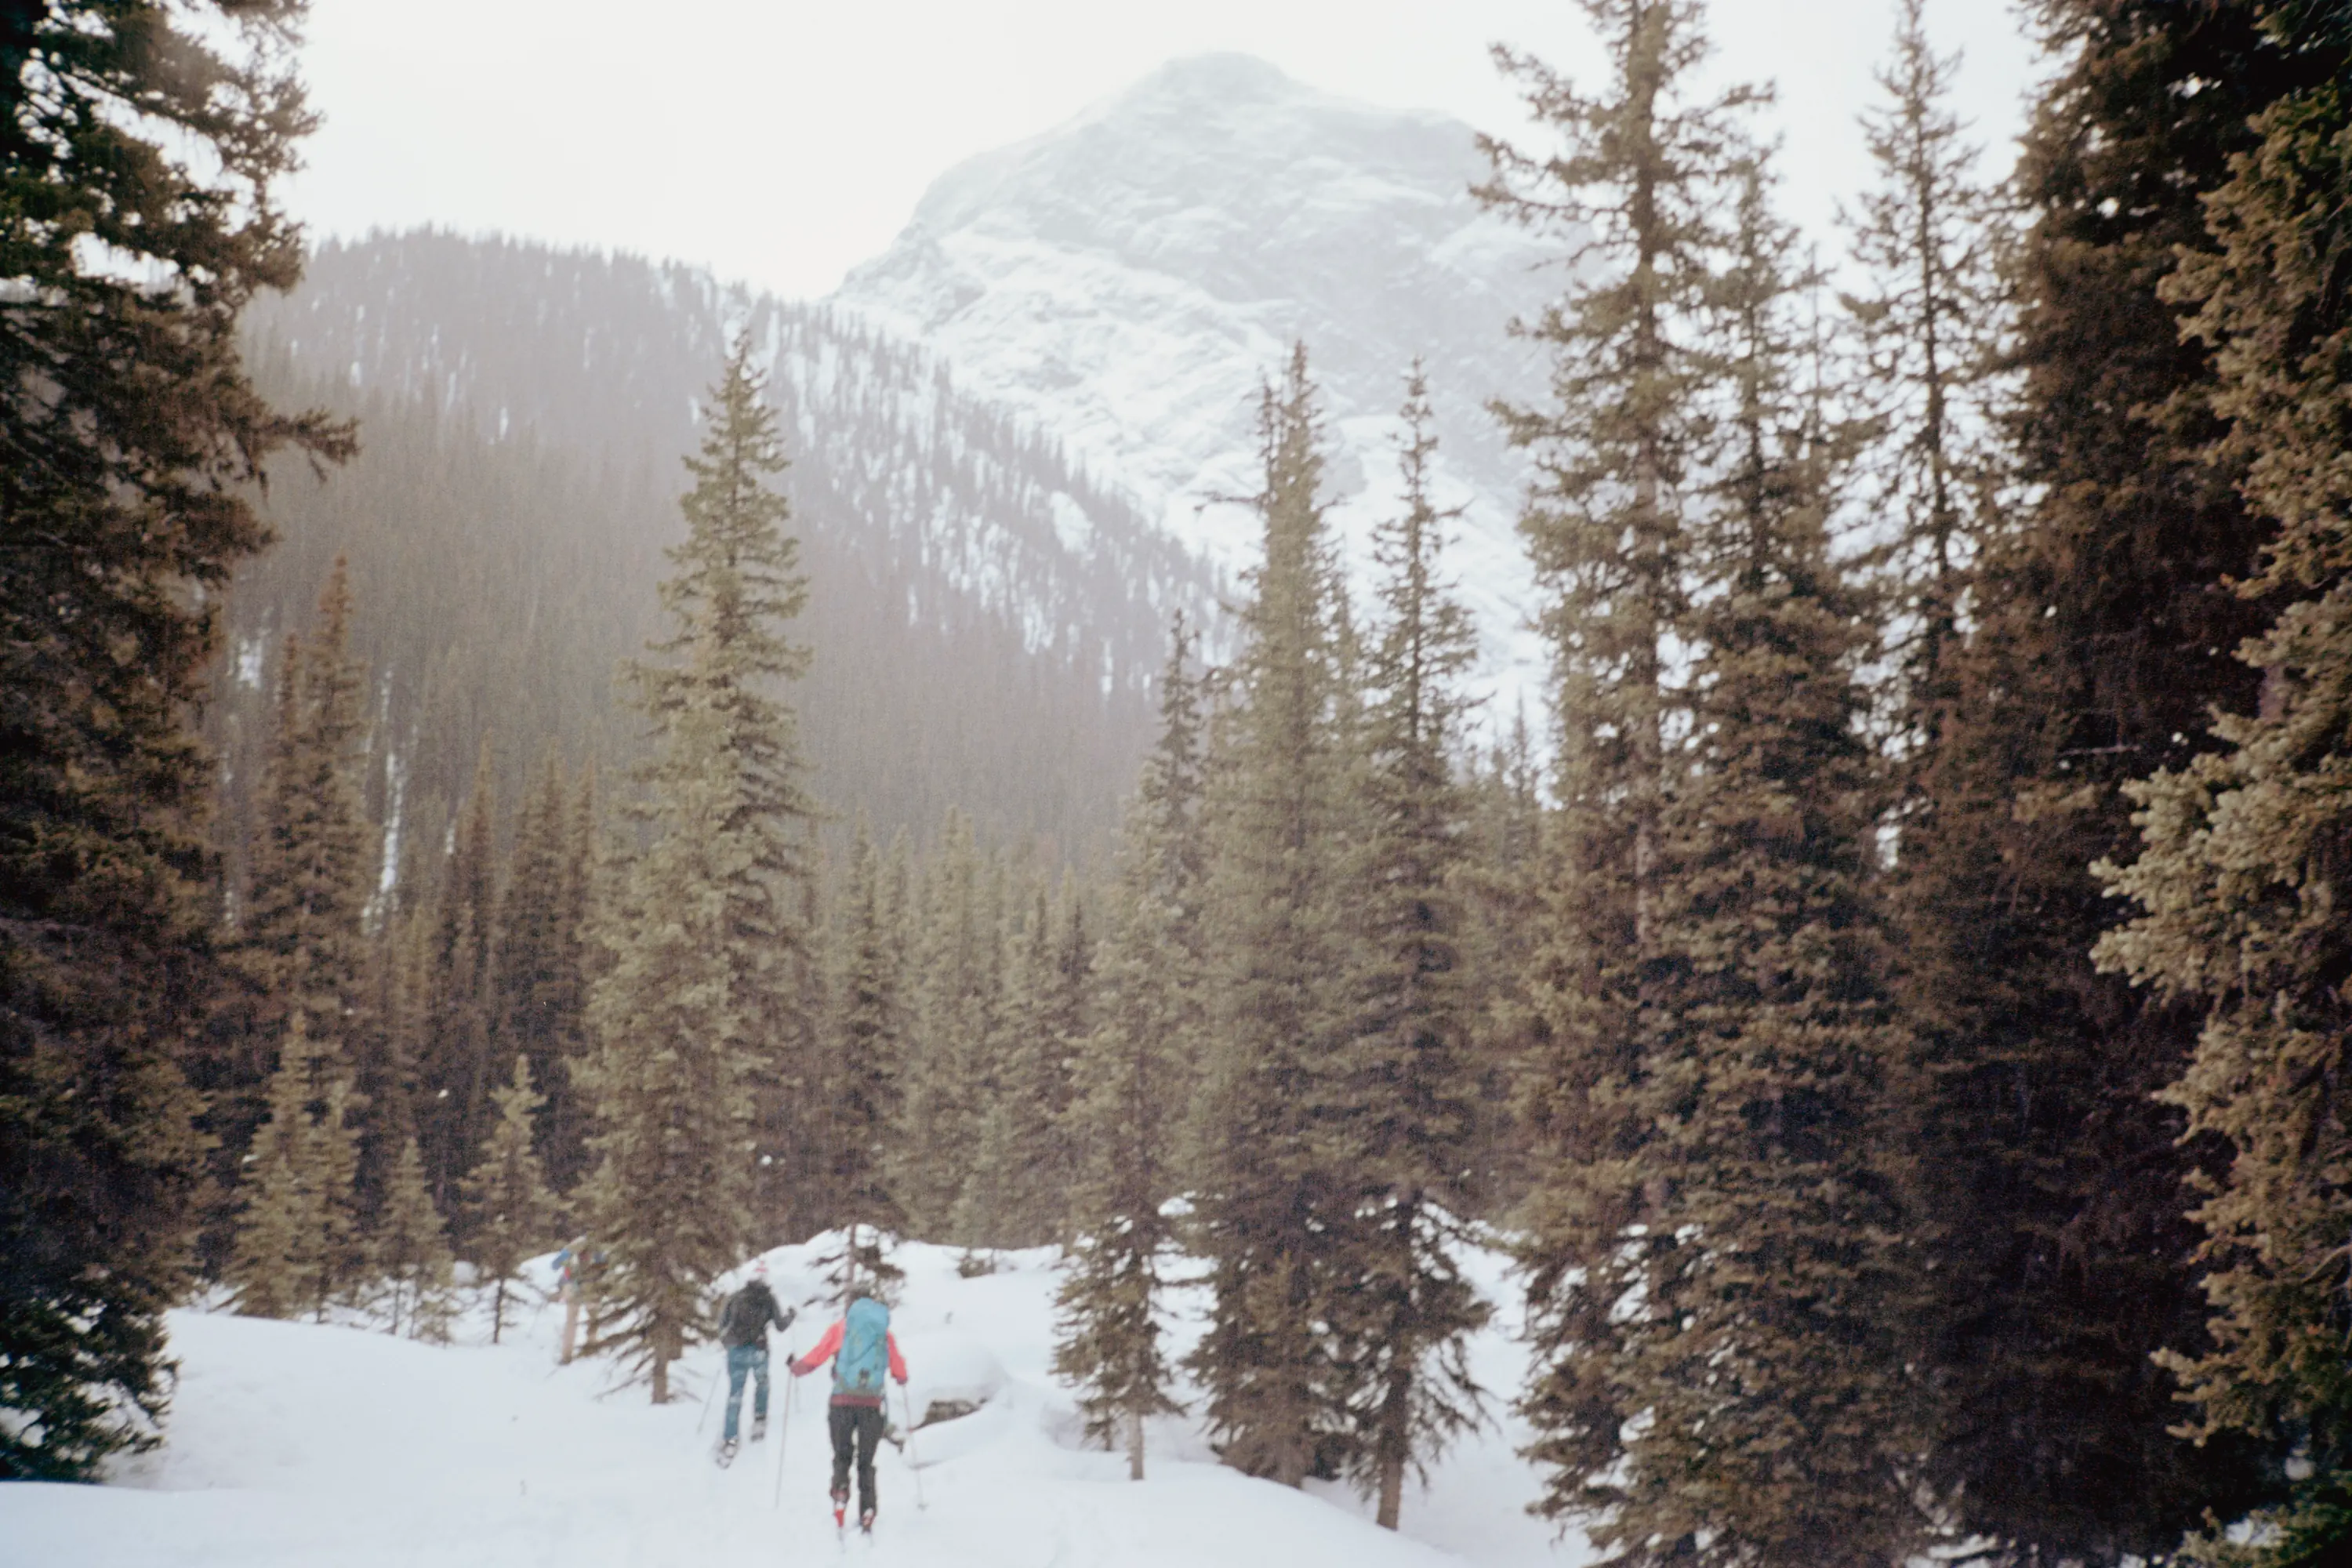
top-left (789, 1290), bottom-right (907, 1531)
top-left (715, 1260), bottom-right (795, 1460)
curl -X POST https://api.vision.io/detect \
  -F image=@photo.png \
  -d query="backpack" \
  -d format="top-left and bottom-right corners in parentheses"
top-left (833, 1298), bottom-right (891, 1397)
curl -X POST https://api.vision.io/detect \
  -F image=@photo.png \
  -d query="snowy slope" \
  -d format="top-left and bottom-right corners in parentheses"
top-left (2, 1240), bottom-right (1588, 1567)
top-left (833, 53), bottom-right (1559, 718)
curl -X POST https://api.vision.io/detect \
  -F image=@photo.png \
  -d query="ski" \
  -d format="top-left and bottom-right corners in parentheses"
top-left (714, 1438), bottom-right (739, 1469)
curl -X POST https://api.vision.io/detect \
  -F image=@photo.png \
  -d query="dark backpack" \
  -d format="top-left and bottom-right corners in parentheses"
top-left (720, 1283), bottom-right (776, 1347)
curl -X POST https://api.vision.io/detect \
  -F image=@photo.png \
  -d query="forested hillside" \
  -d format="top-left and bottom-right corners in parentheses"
top-left (217, 231), bottom-right (1217, 858)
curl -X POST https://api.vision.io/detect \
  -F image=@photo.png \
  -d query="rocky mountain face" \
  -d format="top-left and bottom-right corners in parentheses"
top-left (833, 52), bottom-right (1555, 708)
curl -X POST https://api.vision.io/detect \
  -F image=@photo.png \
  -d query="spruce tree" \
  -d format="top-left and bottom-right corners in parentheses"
top-left (544, 760), bottom-right (601, 1189)
top-left (625, 329), bottom-right (819, 1232)
top-left (463, 1054), bottom-right (561, 1345)
top-left (0, 0), bottom-right (348, 1477)
top-left (826, 811), bottom-right (906, 1236)
top-left (1843, 0), bottom-right (2005, 758)
top-left (583, 336), bottom-right (815, 1402)
top-left (1893, 5), bottom-right (2310, 1555)
top-left (374, 1134), bottom-right (456, 1343)
top-left (956, 880), bottom-right (1065, 1248)
top-left (238, 560), bottom-right (376, 1049)
top-left (420, 742), bottom-right (498, 1207)
top-left (2097, 31), bottom-right (2352, 1564)
top-left (1189, 346), bottom-right (1357, 1486)
top-left (229, 1012), bottom-right (362, 1323)
top-left (216, 563), bottom-right (379, 1232)
top-left (894, 808), bottom-right (997, 1238)
top-left (1477, 4), bottom-right (1766, 1552)
top-left (1055, 617), bottom-right (1205, 1481)
top-left (1563, 164), bottom-right (1919, 1568)
top-left (1325, 369), bottom-right (1489, 1531)
top-left (582, 652), bottom-right (760, 1403)
top-left (494, 746), bottom-right (586, 1181)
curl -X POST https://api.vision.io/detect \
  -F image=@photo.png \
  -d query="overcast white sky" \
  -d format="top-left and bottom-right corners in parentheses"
top-left (284, 0), bottom-right (2046, 301)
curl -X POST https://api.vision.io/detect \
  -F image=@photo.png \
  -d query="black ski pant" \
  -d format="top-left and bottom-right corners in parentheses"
top-left (828, 1402), bottom-right (885, 1516)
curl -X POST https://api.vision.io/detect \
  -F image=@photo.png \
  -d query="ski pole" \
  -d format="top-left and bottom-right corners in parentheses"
top-left (771, 1352), bottom-right (795, 1509)
top-left (901, 1382), bottom-right (927, 1512)
top-left (695, 1346), bottom-right (723, 1436)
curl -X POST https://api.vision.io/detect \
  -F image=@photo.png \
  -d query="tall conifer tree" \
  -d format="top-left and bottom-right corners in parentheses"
top-left (583, 651), bottom-right (760, 1403)
top-left (583, 335), bottom-right (815, 1402)
top-left (1325, 370), bottom-right (1489, 1531)
top-left (0, 0), bottom-right (349, 1477)
top-left (1189, 347), bottom-right (1358, 1486)
top-left (1844, 0), bottom-right (2005, 760)
top-left (1477, 5), bottom-right (1765, 1554)
top-left (1893, 5), bottom-right (2309, 1555)
top-left (1057, 617), bottom-right (1205, 1481)
top-left (894, 808), bottom-right (996, 1238)
top-left (628, 329), bottom-right (819, 1221)
top-left (826, 812), bottom-right (906, 1236)
top-left (420, 742), bottom-right (498, 1207)
top-left (1565, 164), bottom-right (1919, 1568)
top-left (2098, 24), bottom-right (2352, 1562)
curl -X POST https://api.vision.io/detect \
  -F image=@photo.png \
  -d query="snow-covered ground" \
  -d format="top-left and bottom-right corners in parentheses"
top-left (3, 1238), bottom-right (1589, 1567)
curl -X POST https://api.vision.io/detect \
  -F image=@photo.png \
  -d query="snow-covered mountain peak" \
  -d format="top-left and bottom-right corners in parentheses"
top-left (833, 54), bottom-right (1559, 721)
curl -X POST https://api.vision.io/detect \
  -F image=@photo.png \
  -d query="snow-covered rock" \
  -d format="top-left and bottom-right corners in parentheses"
top-left (833, 53), bottom-right (1561, 724)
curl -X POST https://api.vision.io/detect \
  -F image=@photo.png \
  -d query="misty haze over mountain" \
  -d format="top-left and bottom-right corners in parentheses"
top-left (227, 55), bottom-right (1556, 853)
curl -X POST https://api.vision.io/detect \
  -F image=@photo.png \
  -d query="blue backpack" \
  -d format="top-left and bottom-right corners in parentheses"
top-left (835, 1298), bottom-right (891, 1398)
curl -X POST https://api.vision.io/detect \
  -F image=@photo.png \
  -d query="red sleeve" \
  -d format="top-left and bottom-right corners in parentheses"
top-left (792, 1319), bottom-right (844, 1375)
top-left (887, 1331), bottom-right (907, 1384)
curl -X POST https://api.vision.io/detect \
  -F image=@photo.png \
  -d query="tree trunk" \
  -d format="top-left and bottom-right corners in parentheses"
top-left (1127, 1405), bottom-right (1145, 1481)
top-left (652, 1352), bottom-right (670, 1405)
top-left (1375, 1367), bottom-right (1409, 1530)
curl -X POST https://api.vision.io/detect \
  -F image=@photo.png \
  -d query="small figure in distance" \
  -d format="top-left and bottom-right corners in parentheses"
top-left (789, 1288), bottom-right (907, 1532)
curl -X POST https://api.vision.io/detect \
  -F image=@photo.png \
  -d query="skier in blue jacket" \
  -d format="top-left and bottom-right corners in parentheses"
top-left (789, 1291), bottom-right (907, 1531)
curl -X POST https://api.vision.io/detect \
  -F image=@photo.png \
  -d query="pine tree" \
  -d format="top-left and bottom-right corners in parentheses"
top-left (374, 1134), bottom-right (456, 1343)
top-left (0, 0), bottom-right (350, 1478)
top-left (1055, 617), bottom-right (1205, 1481)
top-left (223, 562), bottom-right (380, 1220)
top-left (1893, 4), bottom-right (2310, 1555)
top-left (420, 742), bottom-right (499, 1208)
top-left (1843, 0), bottom-right (2005, 758)
top-left (2096, 30), bottom-right (2352, 1565)
top-left (463, 1054), bottom-right (561, 1345)
top-left (1477, 5), bottom-right (1769, 1555)
top-left (583, 652), bottom-right (760, 1403)
top-left (626, 329), bottom-right (819, 1233)
top-left (544, 760), bottom-right (601, 1189)
top-left (1189, 346), bottom-right (1358, 1486)
top-left (826, 811), bottom-right (906, 1236)
top-left (894, 808), bottom-right (997, 1238)
top-left (1324, 369), bottom-right (1490, 1531)
top-left (494, 746), bottom-right (585, 1181)
top-left (238, 561), bottom-right (376, 1041)
top-left (229, 1012), bottom-right (362, 1323)
top-left (583, 335), bottom-right (816, 1403)
top-left (1564, 162), bottom-right (1918, 1568)
top-left (956, 880), bottom-right (1065, 1248)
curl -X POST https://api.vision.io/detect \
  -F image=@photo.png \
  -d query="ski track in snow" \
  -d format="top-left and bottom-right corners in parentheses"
top-left (2, 1240), bottom-right (1590, 1568)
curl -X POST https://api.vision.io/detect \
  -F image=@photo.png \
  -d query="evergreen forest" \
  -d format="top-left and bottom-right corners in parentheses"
top-left (13, 4), bottom-right (2352, 1568)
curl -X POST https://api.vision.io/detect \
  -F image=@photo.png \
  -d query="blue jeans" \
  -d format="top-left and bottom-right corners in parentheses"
top-left (723, 1343), bottom-right (769, 1441)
